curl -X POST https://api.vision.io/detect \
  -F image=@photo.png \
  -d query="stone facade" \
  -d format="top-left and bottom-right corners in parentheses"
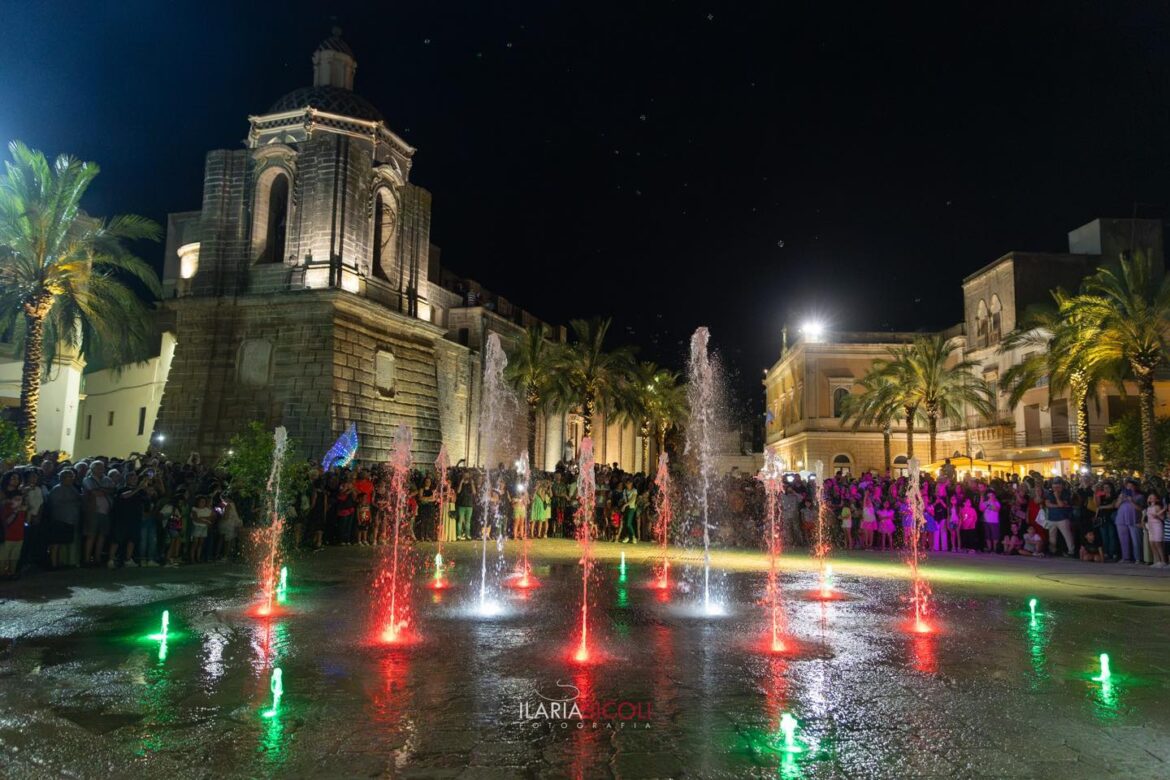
top-left (148, 30), bottom-right (645, 471)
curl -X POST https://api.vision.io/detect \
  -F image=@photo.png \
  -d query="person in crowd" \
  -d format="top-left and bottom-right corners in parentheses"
top-left (218, 494), bottom-right (242, 560)
top-left (876, 500), bottom-right (896, 551)
top-left (1114, 478), bottom-right (1144, 564)
top-left (1093, 481), bottom-right (1120, 561)
top-left (1147, 491), bottom-right (1167, 568)
top-left (46, 469), bottom-right (83, 568)
top-left (1, 471), bottom-right (27, 578)
top-left (189, 495), bottom-right (213, 563)
top-left (1079, 528), bottom-right (1104, 562)
top-left (959, 498), bottom-right (979, 553)
top-left (860, 492), bottom-right (877, 549)
top-left (82, 460), bottom-right (113, 566)
top-left (618, 479), bottom-right (638, 544)
top-left (1002, 521), bottom-right (1023, 555)
top-left (335, 474), bottom-right (358, 545)
top-left (840, 500), bottom-right (854, 550)
top-left (1044, 479), bottom-right (1077, 558)
top-left (455, 470), bottom-right (477, 541)
top-left (947, 494), bottom-right (962, 552)
top-left (980, 491), bottom-right (1001, 553)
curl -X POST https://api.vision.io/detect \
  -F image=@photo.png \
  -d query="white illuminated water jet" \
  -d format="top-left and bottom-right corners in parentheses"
top-left (687, 327), bottom-right (720, 614)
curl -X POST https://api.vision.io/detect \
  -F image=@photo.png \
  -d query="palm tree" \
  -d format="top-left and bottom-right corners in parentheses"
top-left (627, 362), bottom-right (688, 470)
top-left (551, 317), bottom-right (635, 438)
top-left (1066, 251), bottom-right (1170, 477)
top-left (838, 373), bottom-right (918, 474)
top-left (872, 335), bottom-right (995, 464)
top-left (503, 325), bottom-right (559, 469)
top-left (0, 142), bottom-right (161, 458)
top-left (1000, 290), bottom-right (1110, 470)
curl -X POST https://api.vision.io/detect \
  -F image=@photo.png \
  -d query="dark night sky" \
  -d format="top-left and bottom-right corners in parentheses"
top-left (4, 1), bottom-right (1170, 417)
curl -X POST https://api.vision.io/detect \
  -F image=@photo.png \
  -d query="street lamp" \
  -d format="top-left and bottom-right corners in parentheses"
top-left (801, 320), bottom-right (825, 343)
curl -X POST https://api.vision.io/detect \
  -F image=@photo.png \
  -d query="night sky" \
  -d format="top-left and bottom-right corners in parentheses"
top-left (4, 1), bottom-right (1170, 418)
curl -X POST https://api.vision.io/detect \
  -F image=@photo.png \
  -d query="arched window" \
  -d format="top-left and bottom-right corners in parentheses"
top-left (372, 189), bottom-right (397, 282)
top-left (975, 299), bottom-right (989, 348)
top-left (988, 295), bottom-right (1003, 345)
top-left (832, 386), bottom-right (851, 418)
top-left (253, 169), bottom-right (291, 264)
top-left (893, 455), bottom-right (909, 477)
top-left (832, 453), bottom-right (853, 477)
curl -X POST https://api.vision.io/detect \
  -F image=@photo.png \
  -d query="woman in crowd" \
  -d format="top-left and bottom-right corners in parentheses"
top-left (1148, 491), bottom-right (1167, 568)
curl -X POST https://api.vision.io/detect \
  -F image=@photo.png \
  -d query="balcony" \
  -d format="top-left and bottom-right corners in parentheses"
top-left (1003, 424), bottom-right (1106, 449)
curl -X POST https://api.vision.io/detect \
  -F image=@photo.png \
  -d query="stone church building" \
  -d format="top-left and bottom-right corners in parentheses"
top-left (132, 30), bottom-right (647, 470)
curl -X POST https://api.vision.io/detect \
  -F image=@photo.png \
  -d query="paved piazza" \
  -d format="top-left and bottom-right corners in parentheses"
top-left (1, 542), bottom-right (1168, 779)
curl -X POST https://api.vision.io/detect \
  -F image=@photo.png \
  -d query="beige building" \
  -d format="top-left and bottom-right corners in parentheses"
top-left (764, 218), bottom-right (1170, 478)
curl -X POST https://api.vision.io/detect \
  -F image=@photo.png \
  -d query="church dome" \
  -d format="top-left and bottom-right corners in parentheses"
top-left (265, 29), bottom-right (382, 122)
top-left (268, 85), bottom-right (383, 121)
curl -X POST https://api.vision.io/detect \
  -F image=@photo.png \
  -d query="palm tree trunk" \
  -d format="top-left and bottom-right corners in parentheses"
top-left (926, 403), bottom-right (939, 464)
top-left (657, 421), bottom-right (668, 458)
top-left (904, 405), bottom-right (916, 460)
top-left (1136, 370), bottom-right (1157, 477)
top-left (583, 388), bottom-right (595, 438)
top-left (640, 419), bottom-right (651, 473)
top-left (526, 401), bottom-right (538, 472)
top-left (1073, 390), bottom-right (1090, 471)
top-left (19, 308), bottom-right (48, 461)
top-left (882, 426), bottom-right (891, 474)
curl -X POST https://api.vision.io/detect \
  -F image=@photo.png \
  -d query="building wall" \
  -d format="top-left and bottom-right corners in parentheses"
top-left (0, 344), bottom-right (84, 455)
top-left (75, 333), bottom-right (176, 459)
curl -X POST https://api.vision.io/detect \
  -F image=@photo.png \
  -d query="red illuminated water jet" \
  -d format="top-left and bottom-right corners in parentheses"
top-left (652, 453), bottom-right (674, 595)
top-left (813, 466), bottom-right (835, 601)
top-left (372, 426), bottom-right (417, 647)
top-left (254, 427), bottom-right (289, 619)
top-left (571, 437), bottom-right (598, 665)
top-left (757, 452), bottom-right (789, 655)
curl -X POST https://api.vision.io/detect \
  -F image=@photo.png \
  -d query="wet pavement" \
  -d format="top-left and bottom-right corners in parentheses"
top-left (1, 541), bottom-right (1169, 779)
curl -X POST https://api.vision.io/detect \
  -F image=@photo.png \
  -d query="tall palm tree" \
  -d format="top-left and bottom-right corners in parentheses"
top-left (999, 289), bottom-right (1110, 470)
top-left (627, 362), bottom-right (688, 470)
top-left (838, 373), bottom-right (919, 474)
top-left (0, 142), bottom-right (161, 458)
top-left (503, 325), bottom-right (559, 469)
top-left (872, 335), bottom-right (995, 464)
top-left (551, 317), bottom-right (635, 438)
top-left (1066, 251), bottom-right (1170, 477)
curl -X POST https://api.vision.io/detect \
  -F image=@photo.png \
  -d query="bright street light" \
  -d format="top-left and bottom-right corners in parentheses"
top-left (801, 320), bottom-right (825, 341)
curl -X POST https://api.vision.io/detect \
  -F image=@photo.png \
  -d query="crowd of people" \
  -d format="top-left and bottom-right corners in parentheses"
top-left (726, 457), bottom-right (1168, 566)
top-left (3, 449), bottom-right (1168, 580)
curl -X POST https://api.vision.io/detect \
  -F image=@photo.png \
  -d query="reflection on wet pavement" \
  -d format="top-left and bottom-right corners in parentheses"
top-left (1, 544), bottom-right (1169, 778)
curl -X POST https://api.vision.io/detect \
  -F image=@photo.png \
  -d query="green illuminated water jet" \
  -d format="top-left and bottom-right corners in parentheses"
top-left (619, 551), bottom-right (627, 583)
top-left (147, 610), bottom-right (170, 641)
top-left (276, 567), bottom-right (289, 604)
top-left (263, 668), bottom-right (284, 718)
top-left (1093, 653), bottom-right (1111, 682)
top-left (777, 713), bottom-right (803, 753)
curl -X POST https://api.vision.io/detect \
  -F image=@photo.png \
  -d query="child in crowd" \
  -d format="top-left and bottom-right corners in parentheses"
top-left (840, 502), bottom-right (854, 550)
top-left (923, 498), bottom-right (939, 550)
top-left (163, 493), bottom-right (186, 566)
top-left (948, 495), bottom-right (962, 552)
top-left (1079, 529), bottom-right (1104, 562)
top-left (356, 489), bottom-right (372, 546)
top-left (860, 494), bottom-right (876, 549)
top-left (189, 495), bottom-right (212, 563)
top-left (218, 495), bottom-right (242, 560)
top-left (876, 500), bottom-right (896, 551)
top-left (1021, 523), bottom-right (1045, 557)
top-left (1, 472), bottom-right (26, 578)
top-left (1002, 522), bottom-right (1023, 555)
